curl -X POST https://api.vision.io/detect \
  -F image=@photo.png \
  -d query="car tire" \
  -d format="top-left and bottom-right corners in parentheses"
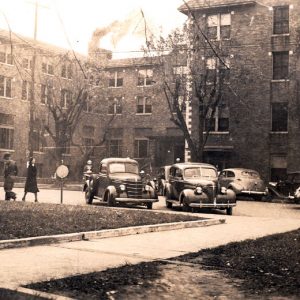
top-left (146, 202), bottom-right (153, 209)
top-left (85, 189), bottom-right (94, 205)
top-left (165, 190), bottom-right (173, 209)
top-left (226, 207), bottom-right (233, 215)
top-left (182, 198), bottom-right (191, 212)
top-left (107, 192), bottom-right (116, 207)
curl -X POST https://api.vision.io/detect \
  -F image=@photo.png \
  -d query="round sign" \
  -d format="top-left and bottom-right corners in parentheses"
top-left (56, 165), bottom-right (69, 179)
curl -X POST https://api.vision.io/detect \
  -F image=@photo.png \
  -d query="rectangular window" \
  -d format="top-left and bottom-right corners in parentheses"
top-left (83, 138), bottom-right (95, 155)
top-left (273, 6), bottom-right (289, 34)
top-left (61, 64), bottom-right (72, 79)
top-left (206, 57), bottom-right (230, 83)
top-left (273, 52), bottom-right (289, 80)
top-left (271, 102), bottom-right (288, 132)
top-left (205, 104), bottom-right (229, 132)
top-left (32, 130), bottom-right (44, 152)
top-left (42, 62), bottom-right (54, 75)
top-left (0, 76), bottom-right (12, 98)
top-left (137, 69), bottom-right (153, 86)
top-left (108, 97), bottom-right (122, 115)
top-left (270, 155), bottom-right (287, 182)
top-left (60, 89), bottom-right (72, 108)
top-left (0, 49), bottom-right (13, 65)
top-left (41, 84), bottom-right (52, 104)
top-left (134, 139), bottom-right (149, 158)
top-left (136, 96), bottom-right (152, 114)
top-left (109, 139), bottom-right (122, 157)
top-left (207, 13), bottom-right (231, 40)
top-left (22, 80), bottom-right (33, 101)
top-left (22, 58), bottom-right (33, 70)
top-left (0, 127), bottom-right (14, 149)
top-left (109, 71), bottom-right (123, 87)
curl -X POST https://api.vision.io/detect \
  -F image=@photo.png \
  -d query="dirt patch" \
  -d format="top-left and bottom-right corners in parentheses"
top-left (0, 202), bottom-right (201, 240)
top-left (26, 229), bottom-right (300, 299)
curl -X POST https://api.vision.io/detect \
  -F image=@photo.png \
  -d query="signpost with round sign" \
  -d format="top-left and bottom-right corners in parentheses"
top-left (55, 163), bottom-right (69, 204)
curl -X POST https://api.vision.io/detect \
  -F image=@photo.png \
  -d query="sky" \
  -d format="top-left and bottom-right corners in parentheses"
top-left (0, 0), bottom-right (187, 58)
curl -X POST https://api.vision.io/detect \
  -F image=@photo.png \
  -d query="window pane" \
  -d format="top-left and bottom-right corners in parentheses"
top-left (207, 27), bottom-right (217, 39)
top-left (220, 14), bottom-right (231, 26)
top-left (218, 118), bottom-right (229, 131)
top-left (220, 25), bottom-right (230, 39)
top-left (6, 78), bottom-right (11, 98)
top-left (116, 78), bottom-right (123, 87)
top-left (109, 78), bottom-right (115, 87)
top-left (207, 15), bottom-right (218, 27)
top-left (273, 6), bottom-right (289, 34)
top-left (272, 103), bottom-right (288, 131)
top-left (273, 52), bottom-right (289, 79)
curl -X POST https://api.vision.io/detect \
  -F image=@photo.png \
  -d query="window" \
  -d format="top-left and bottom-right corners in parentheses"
top-left (205, 103), bottom-right (229, 132)
top-left (41, 84), bottom-right (52, 104)
top-left (207, 13), bottom-right (231, 40)
top-left (22, 80), bottom-right (32, 101)
top-left (136, 96), bottom-right (152, 114)
top-left (206, 57), bottom-right (230, 83)
top-left (109, 71), bottom-right (123, 87)
top-left (61, 64), bottom-right (72, 79)
top-left (60, 89), bottom-right (72, 108)
top-left (83, 138), bottom-right (95, 155)
top-left (273, 52), bottom-right (289, 80)
top-left (273, 6), bottom-right (289, 34)
top-left (0, 76), bottom-right (12, 98)
top-left (134, 139), bottom-right (149, 158)
top-left (271, 102), bottom-right (288, 132)
top-left (270, 155), bottom-right (287, 181)
top-left (0, 113), bottom-right (14, 150)
top-left (42, 62), bottom-right (54, 75)
top-left (108, 139), bottom-right (122, 157)
top-left (0, 49), bottom-right (13, 65)
top-left (108, 97), bottom-right (122, 115)
top-left (137, 69), bottom-right (153, 86)
top-left (32, 130), bottom-right (44, 152)
top-left (22, 58), bottom-right (33, 70)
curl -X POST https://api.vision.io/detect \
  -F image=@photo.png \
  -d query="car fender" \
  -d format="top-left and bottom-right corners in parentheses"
top-left (229, 182), bottom-right (243, 193)
top-left (145, 184), bottom-right (158, 199)
top-left (180, 189), bottom-right (208, 204)
top-left (105, 185), bottom-right (117, 198)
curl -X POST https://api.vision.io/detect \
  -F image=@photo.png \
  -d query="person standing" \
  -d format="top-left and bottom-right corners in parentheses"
top-left (3, 153), bottom-right (18, 201)
top-left (22, 157), bottom-right (39, 202)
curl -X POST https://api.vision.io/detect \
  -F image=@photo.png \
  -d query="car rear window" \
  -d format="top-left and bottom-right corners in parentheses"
top-left (241, 170), bottom-right (260, 178)
top-left (184, 167), bottom-right (217, 179)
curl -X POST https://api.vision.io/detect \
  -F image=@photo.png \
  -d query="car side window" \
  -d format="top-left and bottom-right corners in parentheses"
top-left (100, 164), bottom-right (107, 174)
top-left (219, 171), bottom-right (226, 177)
top-left (227, 171), bottom-right (235, 178)
top-left (175, 168), bottom-right (183, 178)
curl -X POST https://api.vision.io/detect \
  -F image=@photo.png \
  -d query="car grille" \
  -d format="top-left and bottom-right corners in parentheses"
top-left (203, 184), bottom-right (217, 201)
top-left (123, 179), bottom-right (143, 198)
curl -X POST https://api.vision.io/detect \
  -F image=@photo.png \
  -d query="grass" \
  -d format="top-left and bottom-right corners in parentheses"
top-left (26, 229), bottom-right (300, 299)
top-left (0, 201), bottom-right (201, 240)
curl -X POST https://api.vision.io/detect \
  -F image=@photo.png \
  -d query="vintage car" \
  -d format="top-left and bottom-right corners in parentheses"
top-left (157, 165), bottom-right (172, 196)
top-left (218, 168), bottom-right (268, 200)
top-left (269, 171), bottom-right (300, 203)
top-left (164, 162), bottom-right (236, 215)
top-left (84, 157), bottom-right (158, 209)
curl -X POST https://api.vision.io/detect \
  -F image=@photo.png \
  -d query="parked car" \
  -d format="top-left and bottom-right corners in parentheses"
top-left (84, 157), bottom-right (158, 209)
top-left (164, 162), bottom-right (236, 215)
top-left (269, 171), bottom-right (300, 203)
top-left (157, 165), bottom-right (172, 196)
top-left (218, 168), bottom-right (268, 200)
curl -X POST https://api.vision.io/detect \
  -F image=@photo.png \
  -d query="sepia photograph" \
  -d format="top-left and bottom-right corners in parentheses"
top-left (0, 0), bottom-right (299, 299)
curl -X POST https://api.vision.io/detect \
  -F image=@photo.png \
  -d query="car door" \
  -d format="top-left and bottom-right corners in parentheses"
top-left (97, 163), bottom-right (108, 199)
top-left (173, 168), bottom-right (184, 199)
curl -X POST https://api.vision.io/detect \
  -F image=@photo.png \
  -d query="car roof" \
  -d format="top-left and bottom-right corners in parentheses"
top-left (172, 162), bottom-right (217, 170)
top-left (100, 157), bottom-right (138, 164)
top-left (222, 168), bottom-right (259, 173)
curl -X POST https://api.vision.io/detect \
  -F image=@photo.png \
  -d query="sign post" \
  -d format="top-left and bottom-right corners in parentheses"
top-left (55, 162), bottom-right (69, 204)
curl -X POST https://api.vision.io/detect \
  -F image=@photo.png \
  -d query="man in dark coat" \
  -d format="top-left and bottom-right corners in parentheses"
top-left (3, 153), bottom-right (18, 201)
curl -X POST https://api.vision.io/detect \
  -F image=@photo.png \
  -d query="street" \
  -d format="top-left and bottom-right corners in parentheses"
top-left (4, 187), bottom-right (300, 219)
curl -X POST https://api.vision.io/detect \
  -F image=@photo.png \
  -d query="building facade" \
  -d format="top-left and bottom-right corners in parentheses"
top-left (179, 0), bottom-right (300, 181)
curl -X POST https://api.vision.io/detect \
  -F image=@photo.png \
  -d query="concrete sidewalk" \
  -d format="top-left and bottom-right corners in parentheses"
top-left (0, 213), bottom-right (299, 289)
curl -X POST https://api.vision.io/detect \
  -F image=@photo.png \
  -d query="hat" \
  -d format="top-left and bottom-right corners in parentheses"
top-left (3, 152), bottom-right (11, 160)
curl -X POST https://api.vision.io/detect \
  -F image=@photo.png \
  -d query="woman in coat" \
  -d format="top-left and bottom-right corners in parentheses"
top-left (22, 157), bottom-right (39, 202)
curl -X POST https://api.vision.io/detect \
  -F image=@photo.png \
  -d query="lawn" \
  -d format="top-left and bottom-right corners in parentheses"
top-left (0, 201), bottom-right (201, 240)
top-left (26, 229), bottom-right (300, 299)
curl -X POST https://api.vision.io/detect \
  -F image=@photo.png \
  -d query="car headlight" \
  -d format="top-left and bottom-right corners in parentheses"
top-left (221, 187), bottom-right (227, 194)
top-left (195, 187), bottom-right (202, 194)
top-left (119, 184), bottom-right (126, 191)
top-left (145, 185), bottom-right (151, 191)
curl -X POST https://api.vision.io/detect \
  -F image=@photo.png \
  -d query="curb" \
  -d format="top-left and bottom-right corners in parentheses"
top-left (0, 218), bottom-right (225, 250)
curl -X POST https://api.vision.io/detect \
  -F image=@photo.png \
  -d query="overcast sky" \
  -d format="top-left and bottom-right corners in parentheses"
top-left (0, 0), bottom-right (187, 58)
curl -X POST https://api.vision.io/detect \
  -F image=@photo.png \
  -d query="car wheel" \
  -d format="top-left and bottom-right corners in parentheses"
top-left (107, 192), bottom-right (116, 207)
top-left (165, 190), bottom-right (173, 209)
top-left (226, 207), bottom-right (233, 215)
top-left (146, 202), bottom-right (153, 209)
top-left (182, 198), bottom-right (191, 212)
top-left (85, 189), bottom-right (94, 204)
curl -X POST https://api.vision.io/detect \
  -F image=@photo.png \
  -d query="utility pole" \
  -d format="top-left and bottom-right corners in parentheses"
top-left (28, 0), bottom-right (48, 157)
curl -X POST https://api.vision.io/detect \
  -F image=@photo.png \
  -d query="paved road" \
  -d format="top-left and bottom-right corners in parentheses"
top-left (4, 187), bottom-right (300, 219)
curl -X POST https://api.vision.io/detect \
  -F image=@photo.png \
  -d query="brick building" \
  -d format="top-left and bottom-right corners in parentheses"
top-left (179, 0), bottom-right (300, 181)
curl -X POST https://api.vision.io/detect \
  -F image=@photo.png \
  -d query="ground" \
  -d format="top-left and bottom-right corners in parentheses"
top-left (26, 229), bottom-right (300, 300)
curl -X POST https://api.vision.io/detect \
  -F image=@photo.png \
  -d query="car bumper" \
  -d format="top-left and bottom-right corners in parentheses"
top-left (115, 198), bottom-right (158, 204)
top-left (240, 190), bottom-right (267, 195)
top-left (189, 202), bottom-right (236, 208)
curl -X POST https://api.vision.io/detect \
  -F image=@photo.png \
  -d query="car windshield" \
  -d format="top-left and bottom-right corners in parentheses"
top-left (109, 162), bottom-right (139, 174)
top-left (241, 170), bottom-right (260, 178)
top-left (184, 167), bottom-right (217, 179)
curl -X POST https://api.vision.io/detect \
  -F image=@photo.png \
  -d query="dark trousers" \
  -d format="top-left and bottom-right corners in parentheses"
top-left (5, 191), bottom-right (16, 200)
